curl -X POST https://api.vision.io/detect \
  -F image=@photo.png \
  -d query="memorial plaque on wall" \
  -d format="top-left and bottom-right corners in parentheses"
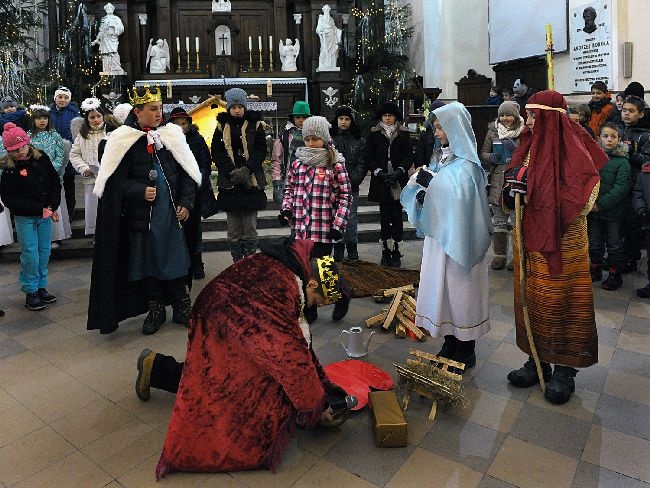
top-left (570, 0), bottom-right (613, 91)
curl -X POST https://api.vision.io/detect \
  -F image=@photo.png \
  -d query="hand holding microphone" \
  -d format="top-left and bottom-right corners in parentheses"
top-left (145, 169), bottom-right (157, 202)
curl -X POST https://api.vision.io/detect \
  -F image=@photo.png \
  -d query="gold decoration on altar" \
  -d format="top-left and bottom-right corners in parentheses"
top-left (394, 348), bottom-right (469, 421)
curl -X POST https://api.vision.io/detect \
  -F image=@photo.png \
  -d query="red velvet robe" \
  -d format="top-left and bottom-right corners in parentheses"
top-left (156, 252), bottom-right (328, 477)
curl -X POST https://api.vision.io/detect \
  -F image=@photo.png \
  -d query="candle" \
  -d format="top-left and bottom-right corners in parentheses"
top-left (269, 36), bottom-right (273, 49)
top-left (176, 37), bottom-right (180, 52)
top-left (248, 36), bottom-right (252, 50)
top-left (258, 36), bottom-right (262, 50)
top-left (185, 36), bottom-right (190, 52)
top-left (195, 37), bottom-right (199, 52)
top-left (267, 79), bottom-right (272, 97)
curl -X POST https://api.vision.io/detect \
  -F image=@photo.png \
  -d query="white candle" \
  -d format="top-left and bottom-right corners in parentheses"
top-left (185, 36), bottom-right (190, 52)
top-left (267, 79), bottom-right (272, 97)
top-left (269, 36), bottom-right (273, 49)
top-left (248, 36), bottom-right (252, 50)
top-left (176, 37), bottom-right (180, 52)
top-left (195, 37), bottom-right (199, 52)
top-left (258, 36), bottom-right (262, 50)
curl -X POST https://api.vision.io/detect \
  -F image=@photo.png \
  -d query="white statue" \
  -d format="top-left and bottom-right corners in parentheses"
top-left (279, 38), bottom-right (300, 71)
top-left (91, 2), bottom-right (126, 75)
top-left (316, 5), bottom-right (342, 72)
top-left (212, 0), bottom-right (231, 13)
top-left (146, 39), bottom-right (170, 74)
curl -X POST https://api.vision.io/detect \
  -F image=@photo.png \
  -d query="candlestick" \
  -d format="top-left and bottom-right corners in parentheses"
top-left (269, 36), bottom-right (274, 71)
top-left (176, 37), bottom-right (181, 72)
top-left (259, 46), bottom-right (264, 72)
top-left (248, 42), bottom-right (253, 72)
top-left (186, 37), bottom-right (191, 72)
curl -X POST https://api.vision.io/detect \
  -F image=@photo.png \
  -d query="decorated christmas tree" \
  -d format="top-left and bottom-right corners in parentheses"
top-left (0, 1), bottom-right (49, 102)
top-left (350, 0), bottom-right (414, 130)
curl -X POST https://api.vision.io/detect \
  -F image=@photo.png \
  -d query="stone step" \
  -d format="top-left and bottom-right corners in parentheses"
top-left (0, 221), bottom-right (418, 262)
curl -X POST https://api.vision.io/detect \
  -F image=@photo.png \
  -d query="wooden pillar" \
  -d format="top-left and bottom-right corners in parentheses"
top-left (156, 0), bottom-right (172, 46)
top-left (273, 0), bottom-right (288, 46)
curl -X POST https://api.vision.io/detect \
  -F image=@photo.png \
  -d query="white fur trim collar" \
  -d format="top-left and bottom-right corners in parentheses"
top-left (93, 123), bottom-right (202, 197)
top-left (295, 276), bottom-right (311, 346)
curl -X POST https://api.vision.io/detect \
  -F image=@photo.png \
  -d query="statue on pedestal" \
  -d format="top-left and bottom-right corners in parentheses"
top-left (316, 5), bottom-right (342, 72)
top-left (91, 2), bottom-right (126, 75)
top-left (146, 39), bottom-right (171, 74)
top-left (279, 39), bottom-right (300, 71)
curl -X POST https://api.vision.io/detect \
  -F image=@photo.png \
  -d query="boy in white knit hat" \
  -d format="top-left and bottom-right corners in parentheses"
top-left (279, 115), bottom-right (352, 323)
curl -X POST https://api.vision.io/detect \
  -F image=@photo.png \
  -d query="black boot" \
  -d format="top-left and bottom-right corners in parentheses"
top-left (142, 300), bottom-right (166, 335)
top-left (333, 243), bottom-right (345, 262)
top-left (172, 294), bottom-right (192, 327)
top-left (453, 340), bottom-right (476, 370)
top-left (346, 242), bottom-right (359, 261)
top-left (192, 257), bottom-right (205, 280)
top-left (229, 244), bottom-right (244, 262)
top-left (621, 257), bottom-right (638, 273)
top-left (437, 335), bottom-right (458, 359)
top-left (545, 365), bottom-right (577, 404)
top-left (390, 241), bottom-right (403, 267)
top-left (601, 267), bottom-right (622, 291)
top-left (507, 357), bottom-right (552, 388)
top-left (589, 263), bottom-right (602, 282)
top-left (380, 240), bottom-right (392, 266)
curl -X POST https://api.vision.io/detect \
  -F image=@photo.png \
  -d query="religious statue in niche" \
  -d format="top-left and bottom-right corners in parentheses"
top-left (146, 39), bottom-right (171, 74)
top-left (279, 39), bottom-right (300, 71)
top-left (316, 4), bottom-right (342, 72)
top-left (215, 25), bottom-right (232, 56)
top-left (91, 2), bottom-right (126, 75)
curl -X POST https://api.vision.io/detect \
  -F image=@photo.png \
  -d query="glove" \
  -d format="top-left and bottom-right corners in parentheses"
top-left (416, 169), bottom-right (433, 188)
top-left (329, 228), bottom-right (343, 241)
top-left (489, 153), bottom-right (503, 164)
top-left (416, 189), bottom-right (426, 205)
top-left (230, 166), bottom-right (251, 186)
top-left (272, 180), bottom-right (285, 204)
top-left (278, 209), bottom-right (292, 226)
top-left (501, 138), bottom-right (518, 154)
top-left (504, 164), bottom-right (528, 196)
top-left (42, 207), bottom-right (53, 219)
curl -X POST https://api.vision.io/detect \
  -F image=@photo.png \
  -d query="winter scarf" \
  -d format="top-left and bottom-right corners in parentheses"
top-left (496, 117), bottom-right (525, 140)
top-left (600, 142), bottom-right (629, 158)
top-left (295, 146), bottom-right (331, 168)
top-left (380, 122), bottom-right (396, 137)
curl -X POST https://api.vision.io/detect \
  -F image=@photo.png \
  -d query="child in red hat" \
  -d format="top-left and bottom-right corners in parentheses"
top-left (0, 122), bottom-right (61, 310)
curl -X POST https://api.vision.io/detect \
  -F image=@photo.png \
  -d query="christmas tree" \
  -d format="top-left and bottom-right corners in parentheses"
top-left (0, 1), bottom-right (49, 102)
top-left (350, 0), bottom-right (414, 131)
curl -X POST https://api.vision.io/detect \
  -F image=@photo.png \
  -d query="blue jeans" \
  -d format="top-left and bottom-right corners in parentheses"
top-left (14, 216), bottom-right (52, 294)
top-left (344, 190), bottom-right (359, 244)
top-left (587, 217), bottom-right (624, 269)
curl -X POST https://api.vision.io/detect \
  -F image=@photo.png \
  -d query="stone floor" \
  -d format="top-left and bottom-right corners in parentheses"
top-left (0, 240), bottom-right (649, 488)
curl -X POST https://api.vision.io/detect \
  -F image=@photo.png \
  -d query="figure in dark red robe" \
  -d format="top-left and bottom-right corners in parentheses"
top-left (135, 238), bottom-right (347, 477)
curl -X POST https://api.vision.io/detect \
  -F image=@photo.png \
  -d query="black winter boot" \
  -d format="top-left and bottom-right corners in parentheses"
top-left (589, 263), bottom-right (602, 283)
top-left (172, 294), bottom-right (192, 327)
top-left (142, 300), bottom-right (166, 335)
top-left (601, 267), bottom-right (622, 291)
top-left (380, 240), bottom-right (392, 266)
top-left (346, 242), bottom-right (359, 261)
top-left (545, 365), bottom-right (577, 404)
top-left (390, 241), bottom-right (403, 267)
top-left (333, 243), bottom-right (345, 262)
top-left (453, 340), bottom-right (476, 370)
top-left (507, 357), bottom-right (552, 388)
top-left (192, 257), bottom-right (205, 280)
top-left (637, 284), bottom-right (650, 298)
top-left (437, 335), bottom-right (458, 359)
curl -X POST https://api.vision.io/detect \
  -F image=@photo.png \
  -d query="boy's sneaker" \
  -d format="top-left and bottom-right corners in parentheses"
top-left (25, 292), bottom-right (45, 311)
top-left (38, 288), bottom-right (57, 304)
top-left (637, 285), bottom-right (650, 299)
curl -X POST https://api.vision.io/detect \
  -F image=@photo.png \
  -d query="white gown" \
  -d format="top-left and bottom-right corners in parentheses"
top-left (415, 236), bottom-right (490, 340)
top-left (0, 199), bottom-right (13, 247)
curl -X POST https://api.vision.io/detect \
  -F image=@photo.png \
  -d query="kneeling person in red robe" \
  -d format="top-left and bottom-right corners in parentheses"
top-left (135, 238), bottom-right (345, 477)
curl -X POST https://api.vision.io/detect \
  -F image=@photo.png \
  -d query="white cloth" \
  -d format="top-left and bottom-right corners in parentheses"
top-left (0, 200), bottom-right (13, 247)
top-left (84, 184), bottom-right (98, 235)
top-left (50, 188), bottom-right (72, 241)
top-left (70, 129), bottom-right (105, 185)
top-left (415, 236), bottom-right (490, 340)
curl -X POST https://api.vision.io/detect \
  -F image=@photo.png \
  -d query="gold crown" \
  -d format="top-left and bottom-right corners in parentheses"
top-left (128, 84), bottom-right (163, 106)
top-left (316, 256), bottom-right (342, 302)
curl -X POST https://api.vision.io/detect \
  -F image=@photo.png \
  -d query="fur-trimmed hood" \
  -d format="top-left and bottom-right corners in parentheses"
top-left (93, 122), bottom-right (201, 198)
top-left (602, 142), bottom-right (629, 159)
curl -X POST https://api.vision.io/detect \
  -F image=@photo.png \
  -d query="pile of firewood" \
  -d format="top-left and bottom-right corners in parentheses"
top-left (366, 285), bottom-right (427, 341)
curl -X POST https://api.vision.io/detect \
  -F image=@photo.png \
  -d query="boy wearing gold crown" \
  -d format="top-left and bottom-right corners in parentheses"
top-left (87, 85), bottom-right (202, 335)
top-left (133, 237), bottom-right (347, 476)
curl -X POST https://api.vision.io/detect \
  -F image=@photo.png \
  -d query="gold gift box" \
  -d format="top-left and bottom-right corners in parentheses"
top-left (368, 390), bottom-right (408, 448)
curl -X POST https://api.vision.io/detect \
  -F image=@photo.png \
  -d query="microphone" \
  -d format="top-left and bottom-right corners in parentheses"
top-left (148, 169), bottom-right (157, 188)
top-left (329, 395), bottom-right (358, 411)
